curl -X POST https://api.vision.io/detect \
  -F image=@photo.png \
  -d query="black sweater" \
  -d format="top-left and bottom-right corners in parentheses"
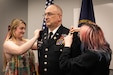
top-left (60, 47), bottom-right (111, 75)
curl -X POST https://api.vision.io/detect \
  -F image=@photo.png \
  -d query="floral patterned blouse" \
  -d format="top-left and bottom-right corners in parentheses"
top-left (4, 50), bottom-right (37, 75)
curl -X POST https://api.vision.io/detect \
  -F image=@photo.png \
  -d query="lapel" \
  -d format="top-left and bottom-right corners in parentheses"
top-left (41, 25), bottom-right (68, 47)
top-left (41, 28), bottom-right (48, 46)
top-left (48, 25), bottom-right (66, 47)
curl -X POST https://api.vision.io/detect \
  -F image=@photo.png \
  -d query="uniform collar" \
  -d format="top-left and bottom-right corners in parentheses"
top-left (48, 25), bottom-right (61, 36)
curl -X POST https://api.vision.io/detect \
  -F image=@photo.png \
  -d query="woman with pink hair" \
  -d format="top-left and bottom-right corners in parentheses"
top-left (60, 23), bottom-right (112, 75)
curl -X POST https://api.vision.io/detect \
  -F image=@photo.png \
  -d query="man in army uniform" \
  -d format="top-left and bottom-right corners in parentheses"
top-left (38, 4), bottom-right (81, 75)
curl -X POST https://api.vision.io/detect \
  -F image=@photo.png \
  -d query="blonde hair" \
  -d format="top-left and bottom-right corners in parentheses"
top-left (8, 18), bottom-right (26, 42)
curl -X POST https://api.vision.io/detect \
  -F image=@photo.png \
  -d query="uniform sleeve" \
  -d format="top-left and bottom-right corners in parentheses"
top-left (59, 47), bottom-right (100, 72)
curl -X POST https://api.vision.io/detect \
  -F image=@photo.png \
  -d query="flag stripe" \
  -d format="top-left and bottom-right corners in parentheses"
top-left (42, 0), bottom-right (54, 30)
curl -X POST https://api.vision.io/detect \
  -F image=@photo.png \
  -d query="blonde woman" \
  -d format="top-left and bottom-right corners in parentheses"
top-left (3, 18), bottom-right (41, 75)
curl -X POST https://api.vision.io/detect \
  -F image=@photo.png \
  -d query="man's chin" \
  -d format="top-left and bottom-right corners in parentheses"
top-left (46, 24), bottom-right (50, 27)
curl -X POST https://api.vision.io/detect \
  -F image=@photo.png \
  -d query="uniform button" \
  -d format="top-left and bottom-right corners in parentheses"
top-left (44, 37), bottom-right (47, 39)
top-left (60, 49), bottom-right (63, 52)
top-left (44, 55), bottom-right (48, 58)
top-left (44, 62), bottom-right (47, 64)
top-left (44, 68), bottom-right (47, 71)
top-left (45, 48), bottom-right (48, 51)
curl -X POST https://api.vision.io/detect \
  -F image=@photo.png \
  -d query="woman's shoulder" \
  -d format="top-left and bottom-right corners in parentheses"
top-left (23, 38), bottom-right (29, 42)
top-left (3, 40), bottom-right (13, 46)
top-left (89, 50), bottom-right (111, 62)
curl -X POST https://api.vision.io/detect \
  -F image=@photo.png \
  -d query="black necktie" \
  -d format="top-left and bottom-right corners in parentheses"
top-left (48, 32), bottom-right (53, 39)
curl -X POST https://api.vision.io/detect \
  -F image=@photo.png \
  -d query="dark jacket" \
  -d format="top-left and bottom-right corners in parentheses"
top-left (59, 47), bottom-right (111, 75)
top-left (38, 25), bottom-right (81, 75)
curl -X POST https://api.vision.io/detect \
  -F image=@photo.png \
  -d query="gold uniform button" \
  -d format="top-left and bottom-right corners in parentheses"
top-left (44, 55), bottom-right (48, 58)
top-left (45, 48), bottom-right (48, 51)
top-left (60, 49), bottom-right (63, 52)
top-left (44, 68), bottom-right (47, 71)
top-left (44, 62), bottom-right (47, 64)
top-left (44, 37), bottom-right (47, 39)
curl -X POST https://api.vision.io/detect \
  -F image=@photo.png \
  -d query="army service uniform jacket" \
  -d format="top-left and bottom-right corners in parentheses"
top-left (38, 25), bottom-right (69, 75)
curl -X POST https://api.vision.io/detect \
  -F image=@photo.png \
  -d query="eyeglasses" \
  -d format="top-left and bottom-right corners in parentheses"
top-left (43, 12), bottom-right (58, 17)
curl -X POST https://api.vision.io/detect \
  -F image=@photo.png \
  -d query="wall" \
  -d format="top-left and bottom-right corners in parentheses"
top-left (0, 0), bottom-right (28, 74)
top-left (28, 0), bottom-right (113, 69)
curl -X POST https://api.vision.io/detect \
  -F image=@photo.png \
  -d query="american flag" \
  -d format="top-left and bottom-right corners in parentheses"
top-left (42, 0), bottom-right (54, 30)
